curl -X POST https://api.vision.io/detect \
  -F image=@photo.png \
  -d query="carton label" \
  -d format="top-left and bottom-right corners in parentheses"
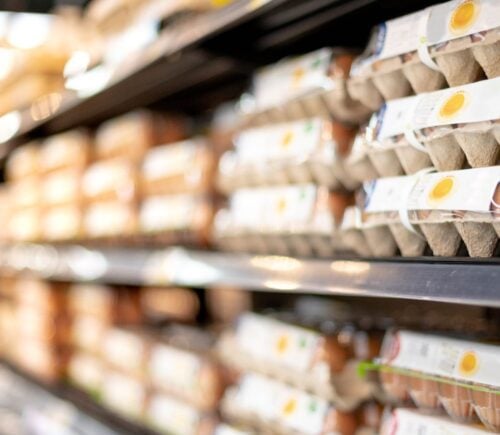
top-left (427, 0), bottom-right (500, 45)
top-left (140, 195), bottom-right (196, 232)
top-left (235, 119), bottom-right (324, 164)
top-left (376, 96), bottom-right (420, 140)
top-left (254, 48), bottom-right (333, 109)
top-left (214, 425), bottom-right (253, 435)
top-left (236, 313), bottom-right (320, 373)
top-left (381, 330), bottom-right (500, 388)
top-left (85, 202), bottom-right (132, 236)
top-left (149, 344), bottom-right (201, 392)
top-left (148, 395), bottom-right (199, 435)
top-left (363, 167), bottom-right (500, 213)
top-left (103, 329), bottom-right (144, 372)
top-left (83, 160), bottom-right (132, 198)
top-left (143, 140), bottom-right (200, 180)
top-left (43, 206), bottom-right (80, 239)
top-left (234, 374), bottom-right (328, 434)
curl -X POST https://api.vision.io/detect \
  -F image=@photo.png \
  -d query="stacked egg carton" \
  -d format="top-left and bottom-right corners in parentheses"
top-left (138, 136), bottom-right (215, 247)
top-left (337, 0), bottom-right (500, 258)
top-left (375, 330), bottom-right (500, 434)
top-left (217, 312), bottom-right (383, 435)
top-left (214, 49), bottom-right (363, 258)
top-left (82, 110), bottom-right (186, 242)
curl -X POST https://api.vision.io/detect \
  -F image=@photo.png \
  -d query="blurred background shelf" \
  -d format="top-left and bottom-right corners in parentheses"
top-left (1, 0), bottom-right (439, 152)
top-left (2, 243), bottom-right (499, 308)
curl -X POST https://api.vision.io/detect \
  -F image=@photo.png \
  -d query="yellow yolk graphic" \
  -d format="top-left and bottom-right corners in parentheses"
top-left (459, 351), bottom-right (479, 376)
top-left (281, 131), bottom-right (294, 149)
top-left (439, 91), bottom-right (467, 120)
top-left (429, 176), bottom-right (455, 203)
top-left (282, 398), bottom-right (297, 416)
top-left (277, 198), bottom-right (287, 214)
top-left (292, 67), bottom-right (305, 87)
top-left (276, 335), bottom-right (289, 354)
top-left (450, 0), bottom-right (479, 34)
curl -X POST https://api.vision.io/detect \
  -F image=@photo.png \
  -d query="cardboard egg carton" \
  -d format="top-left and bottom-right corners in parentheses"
top-left (239, 48), bottom-right (372, 129)
top-left (348, 0), bottom-right (500, 111)
top-left (339, 167), bottom-right (500, 257)
top-left (221, 373), bottom-right (358, 435)
top-left (213, 184), bottom-right (352, 258)
top-left (217, 118), bottom-right (358, 194)
top-left (377, 331), bottom-right (500, 432)
top-left (381, 408), bottom-right (497, 435)
top-left (346, 78), bottom-right (500, 183)
top-left (217, 313), bottom-right (376, 411)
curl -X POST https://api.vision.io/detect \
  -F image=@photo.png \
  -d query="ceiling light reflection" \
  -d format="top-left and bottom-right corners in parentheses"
top-left (250, 255), bottom-right (302, 272)
top-left (330, 261), bottom-right (371, 275)
top-left (0, 111), bottom-right (21, 143)
top-left (263, 279), bottom-right (300, 291)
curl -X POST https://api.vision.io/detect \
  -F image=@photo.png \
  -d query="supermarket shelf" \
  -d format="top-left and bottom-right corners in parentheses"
top-left (1, 0), bottom-right (439, 150)
top-left (0, 362), bottom-right (139, 435)
top-left (1, 243), bottom-right (500, 307)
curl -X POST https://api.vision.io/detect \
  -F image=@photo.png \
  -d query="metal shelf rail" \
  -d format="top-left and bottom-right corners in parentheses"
top-left (2, 243), bottom-right (499, 307)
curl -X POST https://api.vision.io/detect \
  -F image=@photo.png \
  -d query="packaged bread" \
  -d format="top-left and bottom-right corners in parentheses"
top-left (141, 138), bottom-right (214, 196)
top-left (381, 408), bottom-right (497, 435)
top-left (222, 373), bottom-right (357, 435)
top-left (8, 207), bottom-right (40, 242)
top-left (241, 48), bottom-right (370, 126)
top-left (348, 78), bottom-right (500, 180)
top-left (68, 284), bottom-right (142, 324)
top-left (377, 330), bottom-right (500, 430)
top-left (217, 118), bottom-right (358, 193)
top-left (68, 352), bottom-right (103, 399)
top-left (149, 339), bottom-right (225, 411)
top-left (101, 369), bottom-right (146, 421)
top-left (147, 393), bottom-right (218, 435)
top-left (102, 327), bottom-right (149, 378)
top-left (39, 130), bottom-right (90, 173)
top-left (41, 168), bottom-right (82, 206)
top-left (214, 184), bottom-right (349, 257)
top-left (348, 0), bottom-right (500, 110)
top-left (139, 194), bottom-right (212, 245)
top-left (6, 142), bottom-right (39, 181)
top-left (13, 279), bottom-right (66, 314)
top-left (84, 200), bottom-right (138, 238)
top-left (340, 167), bottom-right (500, 257)
top-left (82, 158), bottom-right (137, 203)
top-left (42, 204), bottom-right (82, 241)
top-left (218, 312), bottom-right (374, 410)
top-left (95, 110), bottom-right (187, 161)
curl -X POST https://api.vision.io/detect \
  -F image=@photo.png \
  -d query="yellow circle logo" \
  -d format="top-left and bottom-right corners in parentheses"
top-left (276, 198), bottom-right (287, 214)
top-left (276, 334), bottom-right (289, 354)
top-left (459, 351), bottom-right (479, 376)
top-left (281, 131), bottom-right (294, 149)
top-left (450, 0), bottom-right (480, 35)
top-left (292, 67), bottom-right (305, 87)
top-left (428, 176), bottom-right (455, 204)
top-left (439, 91), bottom-right (468, 120)
top-left (282, 397), bottom-right (297, 416)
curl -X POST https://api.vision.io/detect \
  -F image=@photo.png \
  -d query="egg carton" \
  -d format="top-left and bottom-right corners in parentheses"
top-left (346, 79), bottom-right (500, 184)
top-left (340, 167), bottom-right (500, 258)
top-left (378, 331), bottom-right (500, 432)
top-left (239, 48), bottom-right (372, 129)
top-left (348, 0), bottom-right (500, 111)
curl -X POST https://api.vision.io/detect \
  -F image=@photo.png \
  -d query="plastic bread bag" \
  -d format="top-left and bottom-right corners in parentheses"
top-left (146, 393), bottom-right (218, 435)
top-left (217, 118), bottom-right (358, 194)
top-left (217, 312), bottom-right (374, 410)
top-left (84, 199), bottom-right (138, 239)
top-left (341, 166), bottom-right (500, 257)
top-left (139, 194), bottom-right (213, 247)
top-left (39, 130), bottom-right (91, 174)
top-left (95, 110), bottom-right (187, 162)
top-left (376, 331), bottom-right (500, 430)
top-left (149, 338), bottom-right (225, 411)
top-left (141, 138), bottom-right (214, 196)
top-left (348, 0), bottom-right (500, 110)
top-left (213, 184), bottom-right (347, 258)
top-left (221, 373), bottom-right (358, 435)
top-left (240, 48), bottom-right (371, 127)
top-left (381, 408), bottom-right (497, 435)
top-left (82, 157), bottom-right (138, 203)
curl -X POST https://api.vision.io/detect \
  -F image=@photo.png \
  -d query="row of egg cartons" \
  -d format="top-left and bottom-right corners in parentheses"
top-left (238, 0), bottom-right (500, 128)
top-left (3, 109), bottom-right (215, 246)
top-left (375, 329), bottom-right (500, 433)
